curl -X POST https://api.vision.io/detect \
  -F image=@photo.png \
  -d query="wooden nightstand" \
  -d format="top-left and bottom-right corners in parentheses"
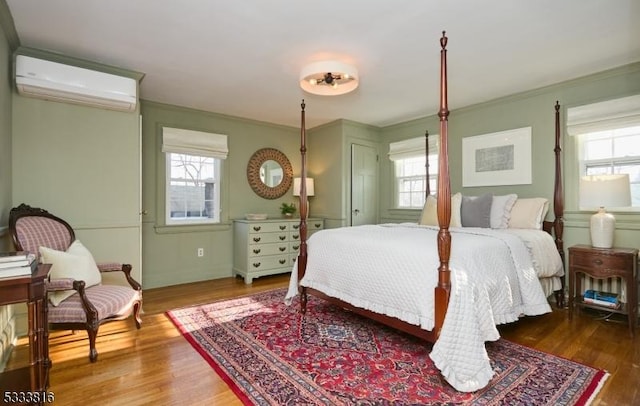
top-left (568, 244), bottom-right (638, 336)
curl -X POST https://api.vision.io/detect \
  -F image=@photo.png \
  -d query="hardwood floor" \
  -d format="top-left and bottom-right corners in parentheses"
top-left (4, 274), bottom-right (638, 405)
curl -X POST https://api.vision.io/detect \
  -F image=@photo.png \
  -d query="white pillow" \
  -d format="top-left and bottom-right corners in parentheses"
top-left (508, 198), bottom-right (549, 229)
top-left (419, 192), bottom-right (462, 227)
top-left (490, 194), bottom-right (518, 229)
top-left (39, 240), bottom-right (102, 306)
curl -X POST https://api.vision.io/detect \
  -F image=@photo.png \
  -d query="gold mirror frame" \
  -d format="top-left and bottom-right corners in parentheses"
top-left (247, 148), bottom-right (293, 199)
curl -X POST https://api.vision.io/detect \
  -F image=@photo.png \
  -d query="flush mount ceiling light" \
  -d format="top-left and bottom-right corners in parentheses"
top-left (299, 61), bottom-right (359, 96)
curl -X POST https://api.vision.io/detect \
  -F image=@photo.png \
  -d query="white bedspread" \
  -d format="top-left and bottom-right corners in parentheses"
top-left (285, 224), bottom-right (563, 392)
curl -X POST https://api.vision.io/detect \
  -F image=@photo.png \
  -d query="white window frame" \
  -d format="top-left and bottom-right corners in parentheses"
top-left (577, 127), bottom-right (640, 209)
top-left (568, 95), bottom-right (640, 210)
top-left (162, 127), bottom-right (228, 225)
top-left (388, 135), bottom-right (438, 209)
top-left (165, 153), bottom-right (222, 224)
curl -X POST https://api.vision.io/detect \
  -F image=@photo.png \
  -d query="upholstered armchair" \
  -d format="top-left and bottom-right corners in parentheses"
top-left (9, 203), bottom-right (142, 362)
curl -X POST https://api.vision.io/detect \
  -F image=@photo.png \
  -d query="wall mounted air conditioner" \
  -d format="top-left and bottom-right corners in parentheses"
top-left (15, 55), bottom-right (137, 112)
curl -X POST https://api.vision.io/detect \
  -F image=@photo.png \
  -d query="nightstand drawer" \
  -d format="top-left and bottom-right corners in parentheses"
top-left (570, 252), bottom-right (632, 272)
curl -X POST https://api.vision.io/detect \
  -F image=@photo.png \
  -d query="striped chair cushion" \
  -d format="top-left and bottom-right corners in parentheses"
top-left (16, 217), bottom-right (72, 254)
top-left (48, 285), bottom-right (141, 324)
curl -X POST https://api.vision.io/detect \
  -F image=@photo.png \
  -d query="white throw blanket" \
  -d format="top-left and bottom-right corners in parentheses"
top-left (285, 224), bottom-right (561, 392)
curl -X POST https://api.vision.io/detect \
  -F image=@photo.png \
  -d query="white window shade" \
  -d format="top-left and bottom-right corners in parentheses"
top-left (162, 127), bottom-right (228, 159)
top-left (388, 135), bottom-right (438, 161)
top-left (567, 95), bottom-right (640, 136)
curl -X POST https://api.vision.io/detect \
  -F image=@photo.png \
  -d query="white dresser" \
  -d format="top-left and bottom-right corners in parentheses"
top-left (233, 218), bottom-right (324, 284)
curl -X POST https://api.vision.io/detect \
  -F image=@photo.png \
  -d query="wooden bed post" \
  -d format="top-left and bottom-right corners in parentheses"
top-left (434, 31), bottom-right (451, 338)
top-left (553, 101), bottom-right (566, 307)
top-left (425, 130), bottom-right (430, 197)
top-left (298, 100), bottom-right (309, 313)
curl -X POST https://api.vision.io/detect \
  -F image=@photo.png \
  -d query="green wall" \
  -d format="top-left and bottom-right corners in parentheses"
top-left (0, 0), bottom-right (15, 247)
top-left (140, 101), bottom-right (301, 288)
top-left (379, 62), bottom-right (640, 256)
top-left (0, 0), bottom-right (15, 371)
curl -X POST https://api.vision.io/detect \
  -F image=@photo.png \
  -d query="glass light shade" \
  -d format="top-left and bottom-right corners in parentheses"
top-left (293, 177), bottom-right (315, 197)
top-left (299, 61), bottom-right (359, 96)
top-left (579, 174), bottom-right (631, 248)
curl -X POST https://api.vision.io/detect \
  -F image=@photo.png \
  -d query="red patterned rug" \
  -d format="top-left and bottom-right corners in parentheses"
top-left (166, 288), bottom-right (607, 405)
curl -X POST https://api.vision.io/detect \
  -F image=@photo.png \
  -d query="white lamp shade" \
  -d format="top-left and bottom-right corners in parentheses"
top-left (293, 177), bottom-right (315, 197)
top-left (579, 174), bottom-right (631, 249)
top-left (579, 174), bottom-right (631, 209)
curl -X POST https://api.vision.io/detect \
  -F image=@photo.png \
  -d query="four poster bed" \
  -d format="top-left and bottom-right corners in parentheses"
top-left (285, 32), bottom-right (565, 392)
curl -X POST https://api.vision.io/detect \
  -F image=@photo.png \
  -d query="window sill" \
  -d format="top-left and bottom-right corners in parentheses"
top-left (154, 222), bottom-right (232, 234)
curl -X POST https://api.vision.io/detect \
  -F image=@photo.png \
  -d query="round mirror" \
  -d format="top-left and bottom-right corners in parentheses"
top-left (247, 148), bottom-right (293, 199)
top-left (260, 160), bottom-right (283, 187)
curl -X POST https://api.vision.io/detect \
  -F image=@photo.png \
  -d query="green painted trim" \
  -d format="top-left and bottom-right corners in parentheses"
top-left (154, 222), bottom-right (232, 234)
top-left (381, 62), bottom-right (640, 133)
top-left (141, 99), bottom-right (298, 131)
top-left (72, 223), bottom-right (141, 230)
top-left (563, 210), bottom-right (640, 231)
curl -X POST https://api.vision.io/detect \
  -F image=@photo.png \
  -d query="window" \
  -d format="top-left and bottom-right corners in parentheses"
top-left (162, 127), bottom-right (228, 225)
top-left (568, 95), bottom-right (640, 208)
top-left (166, 153), bottom-right (221, 224)
top-left (578, 126), bottom-right (640, 207)
top-left (388, 135), bottom-right (438, 209)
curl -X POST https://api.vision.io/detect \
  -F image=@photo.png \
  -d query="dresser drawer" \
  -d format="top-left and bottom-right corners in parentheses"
top-left (290, 221), bottom-right (324, 232)
top-left (290, 241), bottom-right (301, 253)
top-left (570, 251), bottom-right (633, 272)
top-left (248, 222), bottom-right (291, 233)
top-left (248, 255), bottom-right (290, 271)
top-left (248, 232), bottom-right (289, 244)
top-left (249, 242), bottom-right (290, 257)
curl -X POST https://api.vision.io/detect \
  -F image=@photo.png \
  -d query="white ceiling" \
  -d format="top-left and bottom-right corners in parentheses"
top-left (6, 0), bottom-right (640, 129)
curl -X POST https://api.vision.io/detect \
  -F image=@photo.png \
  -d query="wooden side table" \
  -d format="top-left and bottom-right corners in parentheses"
top-left (0, 264), bottom-right (51, 401)
top-left (568, 244), bottom-right (638, 336)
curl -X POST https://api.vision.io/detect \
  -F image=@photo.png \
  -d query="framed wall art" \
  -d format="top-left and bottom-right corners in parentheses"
top-left (462, 126), bottom-right (532, 187)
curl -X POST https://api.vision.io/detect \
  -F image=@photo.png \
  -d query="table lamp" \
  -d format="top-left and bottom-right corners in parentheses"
top-left (579, 174), bottom-right (631, 248)
top-left (293, 177), bottom-right (315, 214)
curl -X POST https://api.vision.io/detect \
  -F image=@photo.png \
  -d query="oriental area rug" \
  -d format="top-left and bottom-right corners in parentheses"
top-left (166, 288), bottom-right (608, 406)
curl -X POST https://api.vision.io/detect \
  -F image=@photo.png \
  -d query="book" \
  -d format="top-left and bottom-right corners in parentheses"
top-left (0, 251), bottom-right (31, 263)
top-left (584, 289), bottom-right (619, 304)
top-left (0, 259), bottom-right (37, 279)
top-left (583, 297), bottom-right (622, 309)
top-left (0, 253), bottom-right (36, 269)
top-left (583, 290), bottom-right (621, 309)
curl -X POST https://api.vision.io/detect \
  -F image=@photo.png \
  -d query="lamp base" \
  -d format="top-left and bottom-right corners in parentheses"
top-left (590, 207), bottom-right (615, 249)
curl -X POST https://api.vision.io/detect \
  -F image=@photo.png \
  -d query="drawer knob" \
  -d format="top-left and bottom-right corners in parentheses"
top-left (293, 245), bottom-right (299, 250)
top-left (253, 226), bottom-right (261, 232)
top-left (279, 246), bottom-right (286, 252)
top-left (279, 259), bottom-right (286, 264)
top-left (252, 262), bottom-right (261, 268)
top-left (293, 224), bottom-right (300, 229)
top-left (279, 235), bottom-right (286, 241)
top-left (315, 223), bottom-right (321, 228)
top-left (279, 225), bottom-right (286, 230)
top-left (292, 234), bottom-right (299, 240)
top-left (252, 249), bottom-right (261, 254)
top-left (253, 237), bottom-right (261, 243)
